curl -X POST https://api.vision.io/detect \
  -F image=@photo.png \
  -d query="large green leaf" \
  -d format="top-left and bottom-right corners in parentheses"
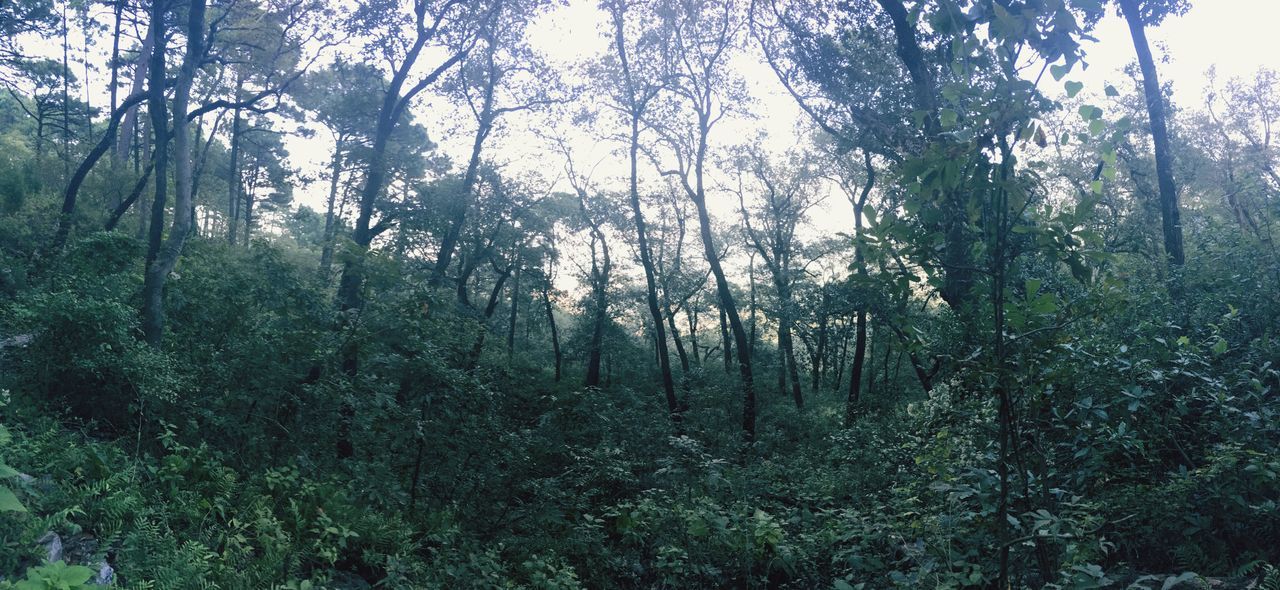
top-left (0, 485), bottom-right (26, 512)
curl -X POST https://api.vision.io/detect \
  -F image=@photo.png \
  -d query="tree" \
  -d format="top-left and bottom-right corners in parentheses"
top-left (140, 0), bottom-right (206, 346)
top-left (429, 0), bottom-right (560, 287)
top-left (599, 0), bottom-right (680, 419)
top-left (648, 0), bottom-right (759, 441)
top-left (335, 0), bottom-right (484, 390)
top-left (733, 146), bottom-right (820, 409)
top-left (1117, 0), bottom-right (1188, 277)
top-left (292, 61), bottom-right (381, 273)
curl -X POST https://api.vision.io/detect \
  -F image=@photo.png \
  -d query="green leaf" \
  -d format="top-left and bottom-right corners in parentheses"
top-left (1078, 105), bottom-right (1103, 120)
top-left (1089, 119), bottom-right (1106, 134)
top-left (1050, 63), bottom-right (1071, 81)
top-left (62, 564), bottom-right (96, 586)
top-left (1032, 294), bottom-right (1057, 315)
top-left (0, 485), bottom-right (26, 512)
top-left (1211, 338), bottom-right (1228, 356)
top-left (1089, 180), bottom-right (1103, 194)
top-left (1065, 80), bottom-right (1084, 98)
top-left (833, 580), bottom-right (857, 590)
top-left (940, 108), bottom-right (958, 128)
top-left (0, 463), bottom-right (19, 479)
top-left (1104, 84), bottom-right (1120, 97)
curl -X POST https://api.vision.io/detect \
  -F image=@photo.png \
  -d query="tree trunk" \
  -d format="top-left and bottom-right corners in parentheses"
top-left (542, 276), bottom-right (562, 381)
top-left (584, 231), bottom-right (609, 387)
top-left (319, 139), bottom-right (344, 274)
top-left (507, 257), bottom-right (520, 358)
top-left (105, 147), bottom-right (155, 231)
top-left (142, 0), bottom-right (206, 347)
top-left (466, 265), bottom-right (513, 370)
top-left (618, 69), bottom-right (679, 415)
top-left (665, 303), bottom-right (690, 373)
top-left (116, 22), bottom-right (154, 162)
top-left (779, 284), bottom-right (803, 409)
top-left (1119, 0), bottom-right (1186, 274)
top-left (55, 91), bottom-right (149, 249)
top-left (719, 305), bottom-right (732, 374)
top-left (846, 151), bottom-right (875, 425)
top-left (686, 306), bottom-right (699, 365)
top-left (226, 84), bottom-right (243, 245)
top-left (812, 287), bottom-right (829, 391)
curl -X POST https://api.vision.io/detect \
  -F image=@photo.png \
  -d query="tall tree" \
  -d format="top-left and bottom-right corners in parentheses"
top-left (600, 0), bottom-right (679, 419)
top-left (429, 0), bottom-right (559, 287)
top-left (1117, 0), bottom-right (1188, 274)
top-left (335, 0), bottom-right (484, 387)
top-left (734, 146), bottom-right (819, 409)
top-left (650, 0), bottom-right (757, 440)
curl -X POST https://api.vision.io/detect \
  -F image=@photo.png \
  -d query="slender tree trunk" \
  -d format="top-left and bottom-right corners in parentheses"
top-left (622, 112), bottom-right (679, 414)
top-left (584, 232), bottom-right (610, 387)
top-left (466, 265), bottom-right (513, 370)
top-left (779, 283), bottom-right (803, 409)
top-left (140, 1), bottom-right (170, 346)
top-left (61, 2), bottom-right (70, 184)
top-left (719, 305), bottom-right (732, 374)
top-left (226, 85), bottom-right (243, 245)
top-left (142, 0), bottom-right (206, 347)
top-left (55, 91), bottom-right (149, 249)
top-left (507, 256), bottom-right (520, 359)
top-left (1119, 0), bottom-right (1186, 277)
top-left (686, 306), bottom-right (699, 365)
top-left (846, 152), bottom-right (875, 424)
top-left (319, 139), bottom-right (344, 274)
top-left (431, 116), bottom-right (491, 286)
top-left (812, 287), bottom-right (829, 391)
top-left (106, 147), bottom-right (156, 231)
top-left (116, 22), bottom-right (154, 161)
top-left (542, 277), bottom-right (561, 381)
top-left (107, 0), bottom-right (124, 207)
top-left (665, 303), bottom-right (690, 373)
top-left (135, 118), bottom-right (150, 241)
top-left (748, 254), bottom-right (758, 358)
top-left (686, 109), bottom-right (756, 437)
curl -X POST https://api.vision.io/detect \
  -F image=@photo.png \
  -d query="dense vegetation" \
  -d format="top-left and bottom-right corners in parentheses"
top-left (1, 0), bottom-right (1278, 588)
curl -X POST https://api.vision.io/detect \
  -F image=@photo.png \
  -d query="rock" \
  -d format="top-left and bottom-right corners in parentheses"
top-left (35, 531), bottom-right (62, 563)
top-left (0, 334), bottom-right (32, 349)
top-left (92, 560), bottom-right (115, 586)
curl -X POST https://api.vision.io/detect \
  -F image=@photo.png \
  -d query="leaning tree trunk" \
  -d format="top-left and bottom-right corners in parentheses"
top-left (1119, 0), bottom-right (1186, 277)
top-left (622, 109), bottom-right (680, 416)
top-left (142, 0), bottom-right (206, 347)
top-left (116, 23), bottom-right (154, 162)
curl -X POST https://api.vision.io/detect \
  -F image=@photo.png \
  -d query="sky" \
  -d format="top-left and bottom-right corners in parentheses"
top-left (15, 0), bottom-right (1280, 273)
top-left (281, 0), bottom-right (1280, 240)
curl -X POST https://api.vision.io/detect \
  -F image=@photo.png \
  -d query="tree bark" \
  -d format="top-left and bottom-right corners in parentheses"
top-left (319, 138), bottom-right (344, 274)
top-left (542, 275), bottom-right (561, 381)
top-left (116, 22), bottom-right (154, 162)
top-left (846, 152), bottom-right (875, 425)
top-left (1119, 0), bottom-right (1186, 275)
top-left (226, 83), bottom-right (243, 245)
top-left (142, 0), bottom-right (206, 347)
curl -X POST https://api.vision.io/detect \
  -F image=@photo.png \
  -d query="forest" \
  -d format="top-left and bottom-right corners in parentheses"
top-left (0, 0), bottom-right (1278, 587)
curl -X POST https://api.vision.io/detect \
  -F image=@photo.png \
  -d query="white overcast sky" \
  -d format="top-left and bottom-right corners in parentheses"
top-left (17, 0), bottom-right (1280, 252)
top-left (286, 0), bottom-right (1280, 236)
